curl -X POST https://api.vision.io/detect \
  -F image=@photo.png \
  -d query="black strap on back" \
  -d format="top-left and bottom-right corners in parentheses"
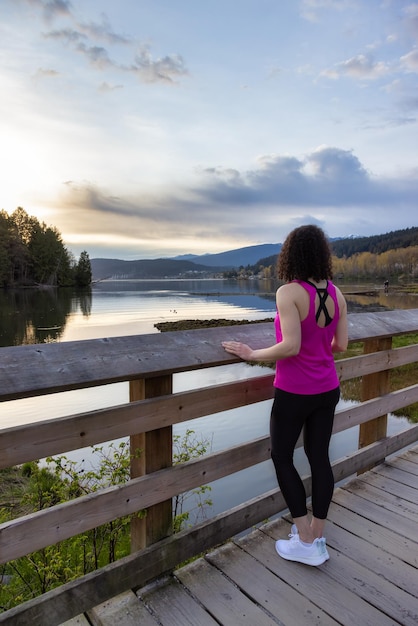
top-left (305, 280), bottom-right (333, 327)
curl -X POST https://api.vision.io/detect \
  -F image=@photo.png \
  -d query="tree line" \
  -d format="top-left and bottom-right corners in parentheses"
top-left (331, 226), bottom-right (418, 258)
top-left (233, 236), bottom-right (418, 282)
top-left (0, 207), bottom-right (91, 288)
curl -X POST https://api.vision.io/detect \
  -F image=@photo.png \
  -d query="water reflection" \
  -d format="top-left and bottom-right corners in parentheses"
top-left (343, 290), bottom-right (418, 312)
top-left (0, 287), bottom-right (92, 347)
top-left (0, 280), bottom-right (417, 348)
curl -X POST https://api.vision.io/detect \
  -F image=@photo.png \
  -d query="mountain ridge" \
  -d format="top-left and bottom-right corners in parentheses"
top-left (91, 227), bottom-right (418, 280)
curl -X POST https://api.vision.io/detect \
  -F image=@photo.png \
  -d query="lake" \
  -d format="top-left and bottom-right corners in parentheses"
top-left (0, 279), bottom-right (416, 519)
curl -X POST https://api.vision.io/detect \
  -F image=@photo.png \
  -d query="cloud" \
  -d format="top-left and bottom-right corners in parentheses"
top-left (24, 0), bottom-right (73, 21)
top-left (44, 27), bottom-right (86, 44)
top-left (98, 81), bottom-right (123, 93)
top-left (43, 0), bottom-right (72, 21)
top-left (76, 17), bottom-right (130, 45)
top-left (300, 0), bottom-right (354, 22)
top-left (54, 146), bottom-right (418, 257)
top-left (36, 1), bottom-right (189, 84)
top-left (400, 49), bottom-right (418, 72)
top-left (76, 43), bottom-right (113, 69)
top-left (43, 31), bottom-right (189, 82)
top-left (131, 46), bottom-right (189, 84)
top-left (33, 67), bottom-right (60, 79)
top-left (321, 54), bottom-right (391, 80)
top-left (403, 3), bottom-right (418, 41)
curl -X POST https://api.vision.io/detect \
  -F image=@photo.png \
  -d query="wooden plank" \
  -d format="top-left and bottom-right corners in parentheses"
top-left (331, 425), bottom-right (418, 484)
top-left (0, 435), bottom-right (272, 563)
top-left (60, 617), bottom-right (90, 626)
top-left (336, 343), bottom-right (418, 381)
top-left (175, 557), bottom-right (278, 626)
top-left (386, 455), bottom-right (418, 475)
top-left (333, 386), bottom-right (418, 435)
top-left (87, 590), bottom-right (158, 626)
top-left (1, 309), bottom-right (418, 401)
top-left (343, 477), bottom-right (418, 522)
top-left (322, 515), bottom-right (418, 598)
top-left (327, 501), bottom-right (418, 567)
top-left (0, 324), bottom-right (277, 400)
top-left (4, 446), bottom-right (418, 626)
top-left (1, 378), bottom-right (416, 473)
top-left (358, 337), bottom-right (391, 469)
top-left (0, 375), bottom-right (274, 469)
top-left (129, 375), bottom-right (173, 551)
top-left (371, 463), bottom-right (418, 490)
top-left (3, 425), bottom-right (417, 565)
top-left (346, 308), bottom-right (418, 342)
top-left (361, 469), bottom-right (418, 503)
top-left (140, 577), bottom-right (219, 626)
top-left (322, 542), bottom-right (418, 625)
top-left (241, 520), bottom-right (396, 626)
top-left (0, 488), bottom-right (289, 626)
top-left (333, 488), bottom-right (418, 542)
top-left (407, 448), bottom-right (418, 461)
top-left (206, 536), bottom-right (339, 625)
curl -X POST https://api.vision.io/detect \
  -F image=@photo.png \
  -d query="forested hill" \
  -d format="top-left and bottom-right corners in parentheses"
top-left (331, 227), bottom-right (418, 258)
top-left (251, 227), bottom-right (418, 272)
top-left (91, 227), bottom-right (418, 280)
top-left (90, 257), bottom-right (226, 280)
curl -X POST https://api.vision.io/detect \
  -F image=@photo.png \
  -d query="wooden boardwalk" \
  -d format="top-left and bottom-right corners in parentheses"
top-left (66, 446), bottom-right (418, 626)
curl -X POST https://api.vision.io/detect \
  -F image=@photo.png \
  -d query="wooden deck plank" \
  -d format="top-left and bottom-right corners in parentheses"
top-left (360, 469), bottom-right (418, 503)
top-left (140, 577), bottom-right (219, 626)
top-left (332, 487), bottom-right (418, 542)
top-left (324, 515), bottom-right (418, 598)
top-left (343, 476), bottom-right (418, 521)
top-left (327, 500), bottom-right (418, 566)
top-left (406, 448), bottom-right (418, 461)
top-left (175, 557), bottom-right (279, 626)
top-left (386, 450), bottom-right (418, 476)
top-left (323, 543), bottom-right (418, 625)
top-left (58, 446), bottom-right (418, 626)
top-left (87, 591), bottom-right (159, 626)
top-left (206, 537), bottom-right (340, 625)
top-left (60, 617), bottom-right (90, 626)
top-left (244, 520), bottom-right (397, 626)
top-left (371, 463), bottom-right (418, 489)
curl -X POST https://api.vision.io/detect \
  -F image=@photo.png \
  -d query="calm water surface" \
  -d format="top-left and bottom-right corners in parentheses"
top-left (0, 279), bottom-right (415, 517)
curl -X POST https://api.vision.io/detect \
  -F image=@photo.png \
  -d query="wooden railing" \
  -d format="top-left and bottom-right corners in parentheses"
top-left (1, 309), bottom-right (418, 625)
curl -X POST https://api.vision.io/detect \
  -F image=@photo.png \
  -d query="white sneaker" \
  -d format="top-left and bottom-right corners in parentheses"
top-left (287, 525), bottom-right (330, 561)
top-left (275, 533), bottom-right (329, 566)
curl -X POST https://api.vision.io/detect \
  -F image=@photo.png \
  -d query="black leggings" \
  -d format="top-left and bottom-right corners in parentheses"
top-left (270, 386), bottom-right (340, 520)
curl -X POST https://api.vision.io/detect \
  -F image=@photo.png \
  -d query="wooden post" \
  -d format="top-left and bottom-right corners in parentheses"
top-left (129, 375), bottom-right (173, 552)
top-left (358, 337), bottom-right (392, 472)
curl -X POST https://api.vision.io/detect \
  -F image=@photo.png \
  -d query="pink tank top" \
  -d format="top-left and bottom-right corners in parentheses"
top-left (273, 280), bottom-right (340, 394)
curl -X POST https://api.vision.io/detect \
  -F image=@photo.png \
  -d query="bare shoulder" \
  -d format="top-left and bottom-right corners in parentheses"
top-left (334, 285), bottom-right (347, 312)
top-left (276, 282), bottom-right (306, 305)
top-left (277, 282), bottom-right (299, 298)
top-left (277, 282), bottom-right (303, 295)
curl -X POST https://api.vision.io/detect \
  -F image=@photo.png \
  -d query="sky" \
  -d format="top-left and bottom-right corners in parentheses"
top-left (1, 0), bottom-right (418, 260)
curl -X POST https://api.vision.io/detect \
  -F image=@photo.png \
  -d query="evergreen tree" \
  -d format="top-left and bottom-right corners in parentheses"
top-left (75, 251), bottom-right (92, 287)
top-left (0, 211), bottom-right (13, 287)
top-left (0, 207), bottom-right (89, 287)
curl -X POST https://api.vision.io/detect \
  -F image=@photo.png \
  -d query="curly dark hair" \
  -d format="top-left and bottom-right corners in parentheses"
top-left (277, 224), bottom-right (333, 282)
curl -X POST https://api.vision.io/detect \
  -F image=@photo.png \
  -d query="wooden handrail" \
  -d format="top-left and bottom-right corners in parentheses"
top-left (1, 308), bottom-right (418, 401)
top-left (1, 309), bottom-right (418, 625)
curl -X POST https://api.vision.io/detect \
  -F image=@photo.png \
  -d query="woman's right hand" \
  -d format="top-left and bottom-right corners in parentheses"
top-left (222, 341), bottom-right (253, 361)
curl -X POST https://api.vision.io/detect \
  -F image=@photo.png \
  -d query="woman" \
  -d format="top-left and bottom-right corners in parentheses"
top-left (222, 225), bottom-right (348, 566)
